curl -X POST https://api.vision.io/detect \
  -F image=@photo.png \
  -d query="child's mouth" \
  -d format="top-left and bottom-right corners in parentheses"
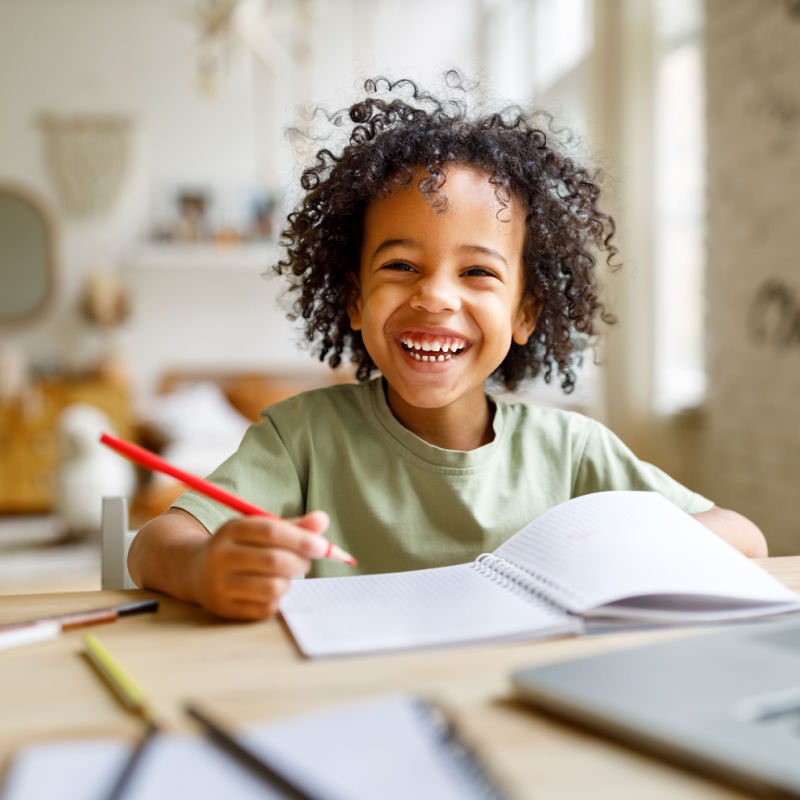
top-left (399, 335), bottom-right (468, 362)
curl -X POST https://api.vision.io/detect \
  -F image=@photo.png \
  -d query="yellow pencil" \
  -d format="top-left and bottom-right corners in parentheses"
top-left (84, 634), bottom-right (317, 798)
top-left (83, 634), bottom-right (160, 800)
top-left (84, 634), bottom-right (154, 724)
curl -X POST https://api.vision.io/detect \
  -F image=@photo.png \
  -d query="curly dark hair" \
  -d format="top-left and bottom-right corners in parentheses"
top-left (274, 72), bottom-right (617, 392)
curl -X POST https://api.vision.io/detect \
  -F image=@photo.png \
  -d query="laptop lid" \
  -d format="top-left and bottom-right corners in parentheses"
top-left (512, 616), bottom-right (800, 799)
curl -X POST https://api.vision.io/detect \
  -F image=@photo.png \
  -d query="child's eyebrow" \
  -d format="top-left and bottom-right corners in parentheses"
top-left (370, 238), bottom-right (417, 261)
top-left (369, 239), bottom-right (508, 267)
top-left (458, 244), bottom-right (508, 266)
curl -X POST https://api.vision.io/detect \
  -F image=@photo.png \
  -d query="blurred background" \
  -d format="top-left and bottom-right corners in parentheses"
top-left (1, 0), bottom-right (799, 592)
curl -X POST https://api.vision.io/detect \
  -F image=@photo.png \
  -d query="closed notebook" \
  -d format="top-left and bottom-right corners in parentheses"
top-left (279, 491), bottom-right (800, 658)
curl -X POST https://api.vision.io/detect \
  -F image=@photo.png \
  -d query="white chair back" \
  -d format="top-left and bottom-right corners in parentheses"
top-left (101, 496), bottom-right (137, 590)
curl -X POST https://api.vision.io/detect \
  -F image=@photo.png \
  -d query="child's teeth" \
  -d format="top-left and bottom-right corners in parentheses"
top-left (400, 336), bottom-right (466, 359)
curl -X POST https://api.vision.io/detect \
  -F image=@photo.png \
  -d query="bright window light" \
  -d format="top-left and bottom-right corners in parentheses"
top-left (653, 0), bottom-right (706, 413)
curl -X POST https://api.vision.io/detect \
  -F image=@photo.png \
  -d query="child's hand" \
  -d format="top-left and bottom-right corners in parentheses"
top-left (192, 511), bottom-right (331, 620)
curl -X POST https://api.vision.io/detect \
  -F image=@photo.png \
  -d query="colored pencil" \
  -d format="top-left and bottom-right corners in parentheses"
top-left (0, 599), bottom-right (157, 651)
top-left (103, 722), bottom-right (159, 800)
top-left (99, 432), bottom-right (356, 565)
top-left (84, 634), bottom-right (154, 721)
top-left (83, 635), bottom-right (159, 800)
top-left (0, 620), bottom-right (61, 651)
top-left (185, 703), bottom-right (322, 800)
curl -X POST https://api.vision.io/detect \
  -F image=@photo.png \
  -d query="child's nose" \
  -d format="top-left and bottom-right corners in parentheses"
top-left (409, 274), bottom-right (461, 314)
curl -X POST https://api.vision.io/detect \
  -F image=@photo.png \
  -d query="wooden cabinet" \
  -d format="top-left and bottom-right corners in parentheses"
top-left (0, 375), bottom-right (130, 513)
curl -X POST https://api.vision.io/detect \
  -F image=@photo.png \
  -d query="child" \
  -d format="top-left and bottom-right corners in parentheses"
top-left (128, 74), bottom-right (766, 620)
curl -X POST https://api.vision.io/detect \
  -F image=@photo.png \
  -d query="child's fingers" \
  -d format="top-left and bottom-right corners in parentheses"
top-left (228, 597), bottom-right (283, 620)
top-left (225, 573), bottom-right (291, 604)
top-left (292, 510), bottom-right (330, 534)
top-left (198, 556), bottom-right (294, 619)
top-left (199, 513), bottom-right (341, 619)
top-left (220, 515), bottom-right (331, 559)
top-left (224, 546), bottom-right (311, 579)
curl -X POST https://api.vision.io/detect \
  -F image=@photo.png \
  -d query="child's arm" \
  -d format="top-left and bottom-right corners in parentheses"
top-left (691, 506), bottom-right (768, 558)
top-left (127, 507), bottom-right (331, 619)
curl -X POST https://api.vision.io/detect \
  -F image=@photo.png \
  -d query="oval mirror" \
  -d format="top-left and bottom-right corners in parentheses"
top-left (0, 183), bottom-right (57, 326)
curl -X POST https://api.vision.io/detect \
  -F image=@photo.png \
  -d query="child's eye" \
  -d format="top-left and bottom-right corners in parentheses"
top-left (381, 261), bottom-right (415, 272)
top-left (462, 267), bottom-right (496, 278)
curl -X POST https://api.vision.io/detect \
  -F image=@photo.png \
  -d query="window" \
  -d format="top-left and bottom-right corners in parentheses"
top-left (652, 0), bottom-right (706, 413)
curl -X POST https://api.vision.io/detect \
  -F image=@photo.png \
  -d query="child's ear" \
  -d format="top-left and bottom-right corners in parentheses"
top-left (346, 286), bottom-right (363, 331)
top-left (512, 298), bottom-right (540, 346)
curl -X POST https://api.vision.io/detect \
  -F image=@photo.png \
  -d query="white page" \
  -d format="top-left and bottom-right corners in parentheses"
top-left (493, 491), bottom-right (800, 617)
top-left (1, 696), bottom-right (504, 800)
top-left (243, 695), bottom-right (502, 800)
top-left (279, 562), bottom-right (578, 658)
top-left (0, 736), bottom-right (277, 800)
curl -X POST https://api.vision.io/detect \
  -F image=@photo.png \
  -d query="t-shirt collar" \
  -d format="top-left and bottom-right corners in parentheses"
top-left (367, 377), bottom-right (505, 471)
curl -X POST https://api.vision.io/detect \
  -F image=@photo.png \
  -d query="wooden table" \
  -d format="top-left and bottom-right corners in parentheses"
top-left (2, 556), bottom-right (799, 799)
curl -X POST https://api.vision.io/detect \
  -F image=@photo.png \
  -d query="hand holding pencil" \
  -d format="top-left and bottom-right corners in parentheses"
top-left (101, 432), bottom-right (356, 621)
top-left (194, 509), bottom-right (335, 619)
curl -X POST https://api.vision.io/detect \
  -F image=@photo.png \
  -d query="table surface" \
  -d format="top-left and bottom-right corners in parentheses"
top-left (2, 555), bottom-right (800, 800)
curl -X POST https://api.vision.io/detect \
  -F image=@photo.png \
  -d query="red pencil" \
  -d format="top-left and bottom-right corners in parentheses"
top-left (99, 432), bottom-right (356, 566)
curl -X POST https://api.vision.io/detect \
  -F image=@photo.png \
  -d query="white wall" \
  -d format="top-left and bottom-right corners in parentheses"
top-left (0, 0), bottom-right (309, 403)
top-left (1, 0), bottom-right (532, 407)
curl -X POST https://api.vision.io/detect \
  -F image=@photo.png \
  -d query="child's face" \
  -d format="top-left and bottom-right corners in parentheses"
top-left (349, 164), bottom-right (537, 423)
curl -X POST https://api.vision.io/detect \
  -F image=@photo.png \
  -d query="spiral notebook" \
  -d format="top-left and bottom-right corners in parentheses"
top-left (279, 491), bottom-right (800, 658)
top-left (1, 695), bottom-right (506, 800)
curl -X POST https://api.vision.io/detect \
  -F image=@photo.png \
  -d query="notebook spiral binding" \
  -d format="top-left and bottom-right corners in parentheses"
top-left (413, 698), bottom-right (509, 800)
top-left (472, 553), bottom-right (581, 612)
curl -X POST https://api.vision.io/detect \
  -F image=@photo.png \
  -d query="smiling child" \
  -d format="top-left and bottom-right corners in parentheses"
top-left (127, 74), bottom-right (766, 620)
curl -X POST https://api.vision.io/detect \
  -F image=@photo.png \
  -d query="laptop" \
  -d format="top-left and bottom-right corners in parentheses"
top-left (512, 616), bottom-right (800, 798)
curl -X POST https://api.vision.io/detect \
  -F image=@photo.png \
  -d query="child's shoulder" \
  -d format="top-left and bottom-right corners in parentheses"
top-left (493, 393), bottom-right (611, 449)
top-left (259, 378), bottom-right (374, 422)
top-left (494, 393), bottom-right (598, 428)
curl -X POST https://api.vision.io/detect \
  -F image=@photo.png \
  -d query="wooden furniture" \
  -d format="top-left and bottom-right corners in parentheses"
top-left (2, 556), bottom-right (799, 798)
top-left (0, 374), bottom-right (130, 513)
top-left (156, 367), bottom-right (357, 423)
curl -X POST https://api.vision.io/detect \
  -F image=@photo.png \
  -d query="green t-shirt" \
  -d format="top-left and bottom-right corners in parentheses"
top-left (172, 377), bottom-right (712, 577)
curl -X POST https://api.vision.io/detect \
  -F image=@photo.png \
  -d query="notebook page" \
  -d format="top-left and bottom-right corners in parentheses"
top-left (279, 562), bottom-right (577, 657)
top-left (0, 736), bottom-right (280, 800)
top-left (492, 491), bottom-right (800, 616)
top-left (1, 696), bottom-right (504, 800)
top-left (243, 695), bottom-right (506, 800)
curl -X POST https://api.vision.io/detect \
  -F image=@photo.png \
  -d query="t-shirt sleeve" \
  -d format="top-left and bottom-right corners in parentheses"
top-left (170, 413), bottom-right (306, 534)
top-left (572, 419), bottom-right (713, 514)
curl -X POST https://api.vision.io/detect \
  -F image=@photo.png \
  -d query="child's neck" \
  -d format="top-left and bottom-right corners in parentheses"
top-left (384, 384), bottom-right (495, 451)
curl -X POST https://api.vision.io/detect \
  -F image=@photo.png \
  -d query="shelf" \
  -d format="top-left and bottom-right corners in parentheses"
top-left (124, 242), bottom-right (282, 271)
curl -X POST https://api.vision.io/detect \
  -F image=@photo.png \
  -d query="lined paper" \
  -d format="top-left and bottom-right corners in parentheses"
top-left (279, 492), bottom-right (800, 657)
top-left (493, 492), bottom-right (800, 615)
top-left (280, 563), bottom-right (578, 658)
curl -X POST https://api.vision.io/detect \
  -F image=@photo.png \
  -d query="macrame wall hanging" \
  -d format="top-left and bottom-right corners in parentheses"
top-left (39, 114), bottom-right (133, 218)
